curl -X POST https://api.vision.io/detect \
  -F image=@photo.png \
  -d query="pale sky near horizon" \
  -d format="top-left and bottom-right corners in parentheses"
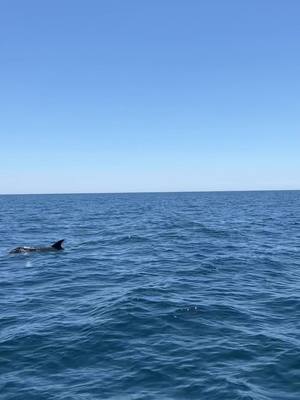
top-left (0, 0), bottom-right (299, 194)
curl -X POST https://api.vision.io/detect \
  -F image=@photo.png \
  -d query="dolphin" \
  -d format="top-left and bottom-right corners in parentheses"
top-left (9, 239), bottom-right (65, 254)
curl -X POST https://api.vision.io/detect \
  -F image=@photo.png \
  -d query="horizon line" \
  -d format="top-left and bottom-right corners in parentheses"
top-left (0, 189), bottom-right (299, 196)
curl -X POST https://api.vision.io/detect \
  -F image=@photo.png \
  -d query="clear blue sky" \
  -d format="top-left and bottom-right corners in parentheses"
top-left (0, 0), bottom-right (299, 194)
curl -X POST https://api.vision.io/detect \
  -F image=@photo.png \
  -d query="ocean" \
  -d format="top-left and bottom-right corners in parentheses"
top-left (0, 191), bottom-right (299, 399)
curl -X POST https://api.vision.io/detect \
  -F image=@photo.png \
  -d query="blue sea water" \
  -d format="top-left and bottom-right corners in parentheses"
top-left (0, 191), bottom-right (299, 400)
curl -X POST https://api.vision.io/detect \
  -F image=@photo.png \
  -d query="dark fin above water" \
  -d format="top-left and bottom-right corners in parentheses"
top-left (51, 239), bottom-right (64, 250)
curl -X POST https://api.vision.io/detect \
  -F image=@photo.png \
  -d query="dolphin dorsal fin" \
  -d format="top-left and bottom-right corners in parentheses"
top-left (51, 239), bottom-right (64, 250)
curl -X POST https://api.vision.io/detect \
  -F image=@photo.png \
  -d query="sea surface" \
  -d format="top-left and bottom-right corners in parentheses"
top-left (0, 191), bottom-right (299, 400)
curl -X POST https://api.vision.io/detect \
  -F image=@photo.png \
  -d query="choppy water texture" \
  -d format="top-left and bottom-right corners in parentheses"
top-left (1, 191), bottom-right (300, 400)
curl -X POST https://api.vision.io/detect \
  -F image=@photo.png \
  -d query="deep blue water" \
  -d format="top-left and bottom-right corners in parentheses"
top-left (0, 191), bottom-right (300, 400)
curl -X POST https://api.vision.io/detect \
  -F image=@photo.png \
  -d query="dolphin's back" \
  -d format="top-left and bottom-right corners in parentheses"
top-left (10, 246), bottom-right (37, 254)
top-left (9, 240), bottom-right (65, 254)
